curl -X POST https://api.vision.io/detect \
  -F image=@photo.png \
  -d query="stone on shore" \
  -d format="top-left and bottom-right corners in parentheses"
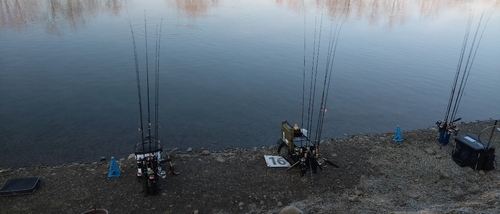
top-left (279, 205), bottom-right (303, 214)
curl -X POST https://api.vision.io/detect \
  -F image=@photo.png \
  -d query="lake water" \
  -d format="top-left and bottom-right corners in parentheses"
top-left (1, 0), bottom-right (499, 168)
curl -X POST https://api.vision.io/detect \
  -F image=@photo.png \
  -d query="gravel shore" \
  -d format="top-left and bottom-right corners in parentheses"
top-left (1, 120), bottom-right (499, 213)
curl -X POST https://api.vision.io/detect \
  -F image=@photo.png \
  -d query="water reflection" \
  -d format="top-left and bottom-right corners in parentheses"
top-left (276, 0), bottom-right (499, 27)
top-left (2, 0), bottom-right (498, 33)
top-left (0, 0), bottom-right (125, 34)
top-left (0, 0), bottom-right (39, 30)
top-left (167, 0), bottom-right (219, 18)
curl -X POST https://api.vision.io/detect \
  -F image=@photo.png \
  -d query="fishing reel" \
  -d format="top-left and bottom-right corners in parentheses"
top-left (447, 118), bottom-right (461, 136)
top-left (299, 156), bottom-right (307, 176)
top-left (135, 155), bottom-right (162, 196)
top-left (436, 118), bottom-right (461, 130)
top-left (437, 118), bottom-right (462, 146)
top-left (137, 156), bottom-right (178, 179)
top-left (447, 125), bottom-right (459, 136)
top-left (297, 147), bottom-right (317, 176)
top-left (436, 120), bottom-right (446, 130)
top-left (280, 143), bottom-right (338, 176)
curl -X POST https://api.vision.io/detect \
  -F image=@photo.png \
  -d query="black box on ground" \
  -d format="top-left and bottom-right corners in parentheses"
top-left (452, 134), bottom-right (495, 171)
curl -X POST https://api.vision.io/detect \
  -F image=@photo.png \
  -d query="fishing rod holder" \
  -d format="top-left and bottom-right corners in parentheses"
top-left (277, 121), bottom-right (338, 179)
top-left (134, 138), bottom-right (166, 196)
top-left (128, 16), bottom-right (172, 197)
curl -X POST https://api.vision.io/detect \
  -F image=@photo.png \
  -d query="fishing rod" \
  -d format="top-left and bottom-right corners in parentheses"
top-left (443, 11), bottom-right (474, 123)
top-left (438, 10), bottom-right (474, 146)
top-left (313, 19), bottom-right (335, 143)
top-left (129, 13), bottom-right (176, 196)
top-left (484, 120), bottom-right (498, 150)
top-left (315, 22), bottom-right (342, 150)
top-left (306, 8), bottom-right (325, 142)
top-left (314, 20), bottom-right (338, 142)
top-left (309, 152), bottom-right (314, 186)
top-left (450, 11), bottom-right (492, 122)
top-left (310, 20), bottom-right (342, 172)
top-left (311, 18), bottom-right (343, 186)
top-left (127, 18), bottom-right (145, 153)
top-left (301, 4), bottom-right (306, 133)
top-left (310, 9), bottom-right (325, 139)
top-left (449, 11), bottom-right (485, 122)
top-left (437, 10), bottom-right (492, 146)
top-left (279, 5), bottom-right (341, 185)
top-left (154, 19), bottom-right (163, 151)
top-left (306, 15), bottom-right (318, 137)
top-left (143, 12), bottom-right (154, 154)
top-left (158, 19), bottom-right (163, 149)
top-left (154, 25), bottom-right (159, 149)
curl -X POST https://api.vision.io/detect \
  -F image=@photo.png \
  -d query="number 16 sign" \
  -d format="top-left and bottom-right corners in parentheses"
top-left (264, 155), bottom-right (291, 167)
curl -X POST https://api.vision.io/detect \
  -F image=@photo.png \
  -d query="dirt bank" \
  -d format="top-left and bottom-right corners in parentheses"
top-left (1, 120), bottom-right (499, 213)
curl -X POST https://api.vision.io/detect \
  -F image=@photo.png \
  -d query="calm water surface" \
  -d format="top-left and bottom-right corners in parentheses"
top-left (1, 0), bottom-right (499, 168)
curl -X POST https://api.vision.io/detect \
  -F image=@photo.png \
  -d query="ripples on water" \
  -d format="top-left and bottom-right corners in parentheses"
top-left (0, 0), bottom-right (499, 168)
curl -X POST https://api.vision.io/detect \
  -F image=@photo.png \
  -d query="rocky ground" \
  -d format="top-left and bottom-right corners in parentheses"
top-left (1, 120), bottom-right (499, 214)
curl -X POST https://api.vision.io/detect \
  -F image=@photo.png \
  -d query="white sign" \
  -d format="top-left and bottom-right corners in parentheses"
top-left (264, 155), bottom-right (290, 167)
